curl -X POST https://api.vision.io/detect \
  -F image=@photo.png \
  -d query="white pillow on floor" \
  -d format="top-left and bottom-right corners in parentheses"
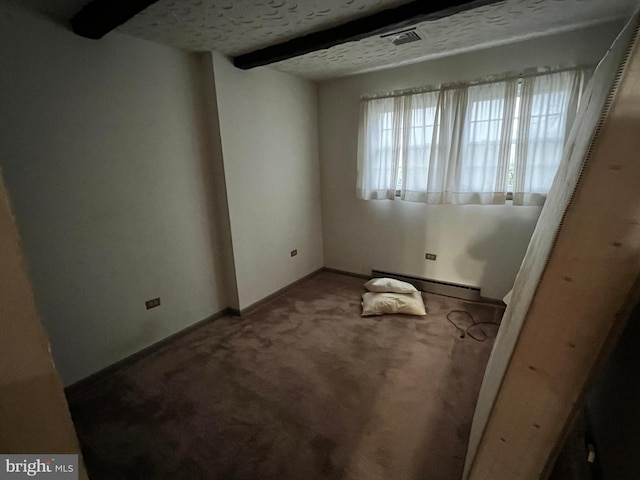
top-left (361, 291), bottom-right (426, 316)
top-left (364, 277), bottom-right (417, 294)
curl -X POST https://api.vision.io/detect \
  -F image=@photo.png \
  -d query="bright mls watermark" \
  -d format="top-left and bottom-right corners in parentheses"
top-left (0, 456), bottom-right (77, 479)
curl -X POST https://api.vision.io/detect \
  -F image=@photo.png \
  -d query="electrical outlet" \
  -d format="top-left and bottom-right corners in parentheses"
top-left (290, 249), bottom-right (298, 257)
top-left (425, 253), bottom-right (437, 261)
top-left (145, 297), bottom-right (161, 309)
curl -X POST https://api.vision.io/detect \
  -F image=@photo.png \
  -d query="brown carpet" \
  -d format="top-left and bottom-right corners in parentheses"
top-left (67, 272), bottom-right (503, 480)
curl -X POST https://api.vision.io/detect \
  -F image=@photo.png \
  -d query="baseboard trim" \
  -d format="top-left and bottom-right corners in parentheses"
top-left (372, 269), bottom-right (481, 302)
top-left (239, 268), bottom-right (324, 316)
top-left (65, 307), bottom-right (232, 395)
top-left (66, 268), bottom-right (499, 393)
top-left (322, 267), bottom-right (370, 280)
top-left (480, 296), bottom-right (507, 306)
top-left (322, 268), bottom-right (503, 304)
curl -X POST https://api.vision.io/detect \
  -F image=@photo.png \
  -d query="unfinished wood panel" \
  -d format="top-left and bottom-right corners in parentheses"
top-left (464, 16), bottom-right (639, 477)
top-left (0, 173), bottom-right (87, 478)
top-left (465, 11), bottom-right (640, 480)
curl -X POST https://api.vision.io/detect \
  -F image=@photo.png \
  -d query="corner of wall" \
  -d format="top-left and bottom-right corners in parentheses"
top-left (210, 54), bottom-right (325, 310)
top-left (193, 51), bottom-right (240, 311)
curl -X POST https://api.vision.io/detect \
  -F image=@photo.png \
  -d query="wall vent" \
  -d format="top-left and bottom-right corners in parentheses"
top-left (381, 28), bottom-right (423, 46)
top-left (371, 270), bottom-right (481, 302)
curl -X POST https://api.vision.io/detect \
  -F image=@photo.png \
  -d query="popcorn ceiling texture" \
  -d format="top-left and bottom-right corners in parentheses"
top-left (120, 0), bottom-right (408, 55)
top-left (117, 0), bottom-right (637, 79)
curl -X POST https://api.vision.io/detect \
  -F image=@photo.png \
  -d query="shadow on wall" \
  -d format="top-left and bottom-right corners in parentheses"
top-left (459, 210), bottom-right (538, 299)
top-left (354, 200), bottom-right (431, 276)
top-left (391, 200), bottom-right (430, 275)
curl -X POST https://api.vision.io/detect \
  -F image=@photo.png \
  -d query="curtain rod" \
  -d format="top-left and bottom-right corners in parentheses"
top-left (360, 64), bottom-right (595, 101)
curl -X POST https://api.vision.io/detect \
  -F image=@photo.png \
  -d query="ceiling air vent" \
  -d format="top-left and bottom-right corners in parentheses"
top-left (381, 28), bottom-right (423, 46)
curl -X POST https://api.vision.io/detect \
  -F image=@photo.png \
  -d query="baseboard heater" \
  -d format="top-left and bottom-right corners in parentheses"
top-left (371, 270), bottom-right (481, 302)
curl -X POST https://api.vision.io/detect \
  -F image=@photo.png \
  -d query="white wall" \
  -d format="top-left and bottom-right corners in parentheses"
top-left (0, 4), bottom-right (229, 385)
top-left (318, 22), bottom-right (623, 299)
top-left (212, 53), bottom-right (324, 310)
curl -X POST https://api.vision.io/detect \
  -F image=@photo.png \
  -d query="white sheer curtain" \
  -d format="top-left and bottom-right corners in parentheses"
top-left (513, 70), bottom-right (587, 205)
top-left (357, 68), bottom-right (587, 205)
top-left (356, 96), bottom-right (401, 200)
top-left (400, 90), bottom-right (441, 202)
top-left (448, 80), bottom-right (518, 204)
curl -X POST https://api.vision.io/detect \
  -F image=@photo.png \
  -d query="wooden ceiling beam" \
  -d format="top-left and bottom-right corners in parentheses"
top-left (70, 0), bottom-right (159, 39)
top-left (233, 0), bottom-right (503, 70)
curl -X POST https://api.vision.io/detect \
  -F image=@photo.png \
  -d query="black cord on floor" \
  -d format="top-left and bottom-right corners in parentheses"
top-left (446, 309), bottom-right (500, 342)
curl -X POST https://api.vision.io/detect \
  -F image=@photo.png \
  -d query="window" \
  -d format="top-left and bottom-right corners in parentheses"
top-left (507, 92), bottom-right (522, 191)
top-left (357, 69), bottom-right (588, 206)
top-left (398, 105), bottom-right (437, 187)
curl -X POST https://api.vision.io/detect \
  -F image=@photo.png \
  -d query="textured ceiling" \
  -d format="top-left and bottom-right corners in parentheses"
top-left (120, 0), bottom-right (413, 55)
top-left (9, 0), bottom-right (638, 80)
top-left (271, 0), bottom-right (637, 79)
top-left (117, 0), bottom-right (637, 79)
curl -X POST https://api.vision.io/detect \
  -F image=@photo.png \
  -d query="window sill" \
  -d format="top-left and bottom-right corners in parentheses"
top-left (394, 191), bottom-right (515, 201)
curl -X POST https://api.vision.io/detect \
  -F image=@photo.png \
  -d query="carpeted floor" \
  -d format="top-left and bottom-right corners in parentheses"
top-left (66, 272), bottom-right (504, 480)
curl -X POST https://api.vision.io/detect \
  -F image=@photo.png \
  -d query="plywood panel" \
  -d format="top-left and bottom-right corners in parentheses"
top-left (0, 172), bottom-right (87, 478)
top-left (465, 10), bottom-right (640, 480)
